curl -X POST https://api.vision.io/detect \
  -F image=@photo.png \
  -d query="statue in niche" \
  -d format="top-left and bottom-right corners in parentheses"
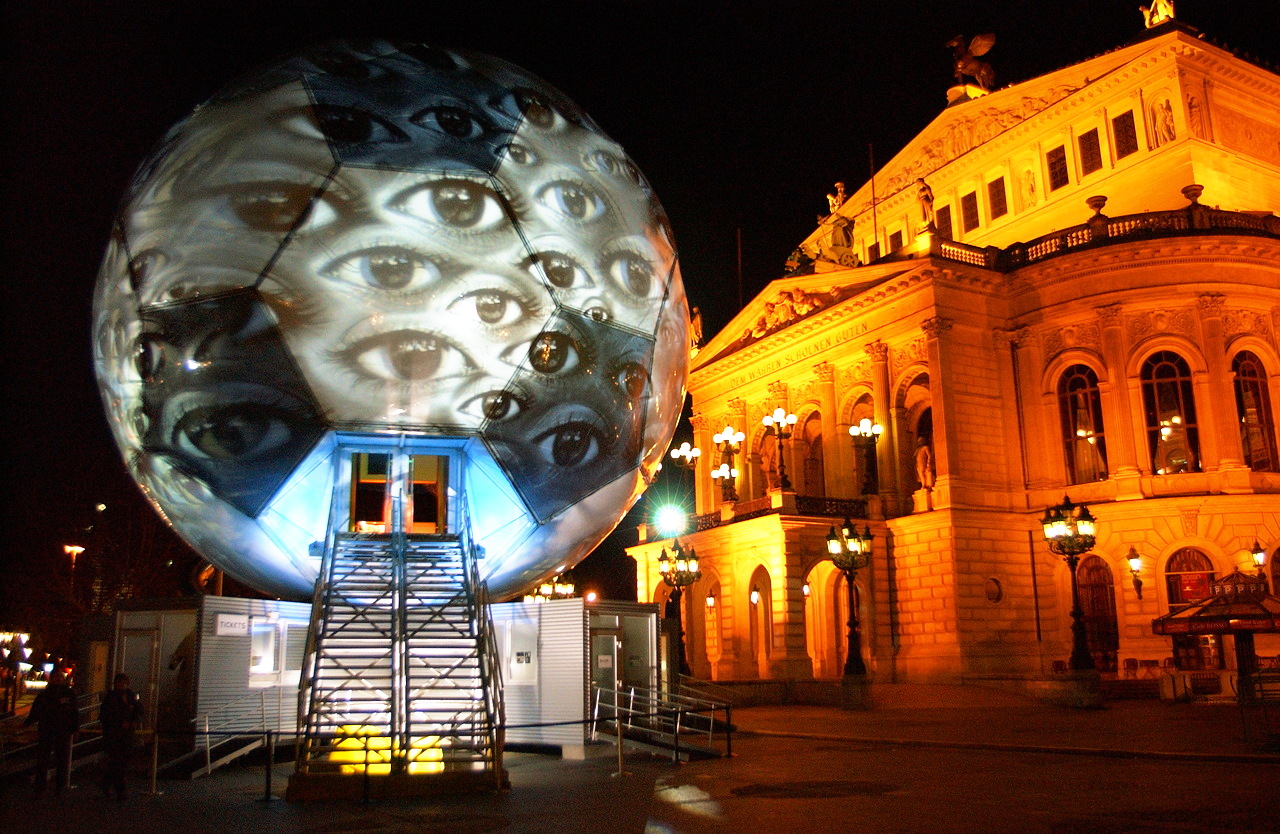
top-left (1186, 94), bottom-right (1205, 138)
top-left (946, 33), bottom-right (996, 92)
top-left (1020, 168), bottom-right (1038, 208)
top-left (1140, 0), bottom-right (1174, 28)
top-left (915, 436), bottom-right (935, 490)
top-left (1153, 98), bottom-right (1176, 145)
top-left (916, 178), bottom-right (936, 229)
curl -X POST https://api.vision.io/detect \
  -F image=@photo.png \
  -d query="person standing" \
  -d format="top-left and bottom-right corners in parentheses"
top-left (99, 673), bottom-right (142, 799)
top-left (24, 668), bottom-right (80, 797)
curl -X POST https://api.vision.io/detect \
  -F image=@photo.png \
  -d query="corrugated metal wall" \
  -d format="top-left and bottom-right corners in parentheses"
top-left (194, 597), bottom-right (311, 735)
top-left (491, 599), bottom-right (589, 747)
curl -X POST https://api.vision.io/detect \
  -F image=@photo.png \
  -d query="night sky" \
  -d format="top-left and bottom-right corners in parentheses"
top-left (3, 2), bottom-right (1276, 624)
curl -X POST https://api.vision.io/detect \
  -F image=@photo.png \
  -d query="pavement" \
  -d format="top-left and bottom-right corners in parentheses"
top-left (2, 683), bottom-right (1277, 833)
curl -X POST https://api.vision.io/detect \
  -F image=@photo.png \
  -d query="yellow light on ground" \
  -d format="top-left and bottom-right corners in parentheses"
top-left (328, 725), bottom-right (444, 774)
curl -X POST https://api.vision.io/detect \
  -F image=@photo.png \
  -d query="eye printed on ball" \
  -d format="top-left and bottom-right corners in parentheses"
top-left (133, 291), bottom-right (326, 517)
top-left (482, 310), bottom-right (654, 521)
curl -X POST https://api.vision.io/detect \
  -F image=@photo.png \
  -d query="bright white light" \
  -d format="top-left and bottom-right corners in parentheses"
top-left (654, 505), bottom-right (688, 536)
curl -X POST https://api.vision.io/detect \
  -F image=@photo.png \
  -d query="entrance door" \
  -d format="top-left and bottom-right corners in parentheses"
top-left (339, 440), bottom-right (454, 537)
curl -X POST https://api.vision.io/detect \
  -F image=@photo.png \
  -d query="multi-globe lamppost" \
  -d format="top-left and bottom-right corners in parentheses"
top-left (826, 518), bottom-right (873, 677)
top-left (1041, 496), bottom-right (1098, 671)
top-left (761, 408), bottom-right (798, 490)
top-left (848, 418), bottom-right (884, 494)
top-left (658, 539), bottom-right (701, 677)
top-left (711, 425), bottom-right (745, 501)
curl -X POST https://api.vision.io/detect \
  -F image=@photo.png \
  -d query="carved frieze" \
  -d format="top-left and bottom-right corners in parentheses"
top-left (1128, 308), bottom-right (1196, 342)
top-left (892, 337), bottom-right (928, 377)
top-left (1042, 322), bottom-right (1101, 358)
top-left (1179, 507), bottom-right (1198, 537)
top-left (1217, 106), bottom-right (1280, 167)
top-left (1223, 308), bottom-right (1273, 341)
top-left (877, 84), bottom-right (1083, 197)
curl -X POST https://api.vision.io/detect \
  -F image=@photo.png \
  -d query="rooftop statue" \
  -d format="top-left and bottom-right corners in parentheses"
top-left (946, 33), bottom-right (996, 92)
top-left (1141, 0), bottom-right (1175, 28)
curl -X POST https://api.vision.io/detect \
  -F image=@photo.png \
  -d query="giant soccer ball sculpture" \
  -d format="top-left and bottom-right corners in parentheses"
top-left (93, 41), bottom-right (687, 600)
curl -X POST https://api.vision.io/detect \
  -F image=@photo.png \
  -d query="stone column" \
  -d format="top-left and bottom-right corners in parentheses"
top-left (1197, 293), bottom-right (1246, 481)
top-left (994, 328), bottom-right (1033, 492)
top-left (1096, 303), bottom-right (1143, 498)
top-left (727, 397), bottom-right (749, 501)
top-left (866, 341), bottom-right (898, 508)
top-left (921, 317), bottom-right (954, 508)
top-left (814, 361), bottom-right (848, 497)
top-left (690, 411), bottom-right (711, 514)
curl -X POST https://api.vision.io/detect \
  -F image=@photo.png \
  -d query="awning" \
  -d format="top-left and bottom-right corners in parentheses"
top-left (1151, 570), bottom-right (1280, 635)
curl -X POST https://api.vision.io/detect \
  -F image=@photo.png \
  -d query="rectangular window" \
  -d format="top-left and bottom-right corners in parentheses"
top-left (866, 242), bottom-right (880, 262)
top-left (888, 230), bottom-right (903, 251)
top-left (1078, 129), bottom-right (1102, 175)
top-left (987, 177), bottom-right (1008, 219)
top-left (1112, 111), bottom-right (1139, 158)
top-left (960, 191), bottom-right (980, 232)
top-left (1047, 146), bottom-right (1069, 190)
top-left (250, 623), bottom-right (278, 674)
top-left (935, 205), bottom-right (953, 239)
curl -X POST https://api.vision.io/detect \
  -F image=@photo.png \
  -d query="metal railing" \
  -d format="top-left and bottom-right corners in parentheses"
top-left (590, 684), bottom-right (733, 761)
top-left (191, 687), bottom-right (296, 777)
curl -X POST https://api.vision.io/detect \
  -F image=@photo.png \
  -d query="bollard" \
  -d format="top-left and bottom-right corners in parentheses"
top-left (260, 729), bottom-right (276, 802)
top-left (148, 731), bottom-right (162, 796)
top-left (725, 703), bottom-right (733, 757)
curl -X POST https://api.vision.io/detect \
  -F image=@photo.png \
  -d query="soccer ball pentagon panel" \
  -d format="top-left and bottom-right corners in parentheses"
top-left (93, 41), bottom-right (688, 600)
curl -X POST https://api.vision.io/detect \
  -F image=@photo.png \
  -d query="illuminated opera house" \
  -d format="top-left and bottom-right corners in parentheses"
top-left (630, 18), bottom-right (1280, 694)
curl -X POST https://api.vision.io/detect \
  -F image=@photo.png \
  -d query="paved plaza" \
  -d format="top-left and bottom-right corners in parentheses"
top-left (3, 685), bottom-right (1278, 833)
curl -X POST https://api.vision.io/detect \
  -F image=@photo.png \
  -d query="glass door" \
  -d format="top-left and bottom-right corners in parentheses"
top-left (342, 443), bottom-right (452, 536)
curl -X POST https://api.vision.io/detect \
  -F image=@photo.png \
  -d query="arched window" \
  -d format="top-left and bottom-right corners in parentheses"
top-left (1077, 556), bottom-right (1118, 673)
top-left (1165, 548), bottom-right (1214, 605)
top-left (1141, 352), bottom-right (1201, 474)
top-left (1057, 365), bottom-right (1108, 483)
top-left (748, 567), bottom-right (772, 678)
top-left (1164, 548), bottom-right (1221, 670)
top-left (800, 412), bottom-right (825, 497)
top-left (1233, 352), bottom-right (1278, 472)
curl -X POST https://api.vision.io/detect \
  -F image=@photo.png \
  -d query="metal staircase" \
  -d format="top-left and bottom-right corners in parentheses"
top-left (290, 511), bottom-right (505, 798)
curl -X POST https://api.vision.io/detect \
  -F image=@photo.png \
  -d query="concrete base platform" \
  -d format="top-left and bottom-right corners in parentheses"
top-left (285, 768), bottom-right (510, 800)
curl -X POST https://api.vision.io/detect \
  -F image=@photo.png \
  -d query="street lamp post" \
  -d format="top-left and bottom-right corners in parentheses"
top-left (669, 441), bottom-right (701, 471)
top-left (761, 408), bottom-right (798, 491)
top-left (826, 518), bottom-right (873, 677)
top-left (711, 425), bottom-right (745, 501)
top-left (1041, 496), bottom-right (1098, 671)
top-left (63, 545), bottom-right (84, 598)
top-left (849, 418), bottom-right (884, 494)
top-left (658, 539), bottom-right (702, 677)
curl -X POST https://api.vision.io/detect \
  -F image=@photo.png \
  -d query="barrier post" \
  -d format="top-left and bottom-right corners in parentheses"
top-left (260, 729), bottom-right (275, 802)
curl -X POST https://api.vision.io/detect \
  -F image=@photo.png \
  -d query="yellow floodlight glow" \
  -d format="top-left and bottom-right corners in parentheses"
top-left (328, 725), bottom-right (444, 774)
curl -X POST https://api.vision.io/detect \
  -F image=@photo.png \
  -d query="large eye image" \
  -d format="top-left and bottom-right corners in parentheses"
top-left (323, 246), bottom-right (442, 292)
top-left (220, 182), bottom-right (337, 233)
top-left (412, 105), bottom-right (493, 141)
top-left (396, 178), bottom-right (508, 230)
top-left (534, 417), bottom-right (607, 468)
top-left (527, 330), bottom-right (582, 374)
top-left (605, 251), bottom-right (658, 299)
top-left (613, 360), bottom-right (650, 401)
top-left (170, 402), bottom-right (298, 462)
top-left (536, 180), bottom-right (606, 222)
top-left (312, 103), bottom-right (408, 148)
top-left (336, 330), bottom-right (475, 383)
top-left (451, 287), bottom-right (537, 328)
top-left (459, 388), bottom-right (528, 422)
top-left (530, 251), bottom-right (593, 290)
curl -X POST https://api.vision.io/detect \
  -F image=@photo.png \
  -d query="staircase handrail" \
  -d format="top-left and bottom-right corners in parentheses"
top-left (591, 683), bottom-right (732, 758)
top-left (296, 530), bottom-right (337, 772)
top-left (459, 489), bottom-right (505, 787)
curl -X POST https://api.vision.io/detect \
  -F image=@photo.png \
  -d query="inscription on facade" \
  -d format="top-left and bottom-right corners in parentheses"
top-left (726, 324), bottom-right (868, 389)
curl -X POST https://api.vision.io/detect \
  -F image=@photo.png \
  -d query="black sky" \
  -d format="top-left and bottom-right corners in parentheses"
top-left (2, 1), bottom-right (1276, 613)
